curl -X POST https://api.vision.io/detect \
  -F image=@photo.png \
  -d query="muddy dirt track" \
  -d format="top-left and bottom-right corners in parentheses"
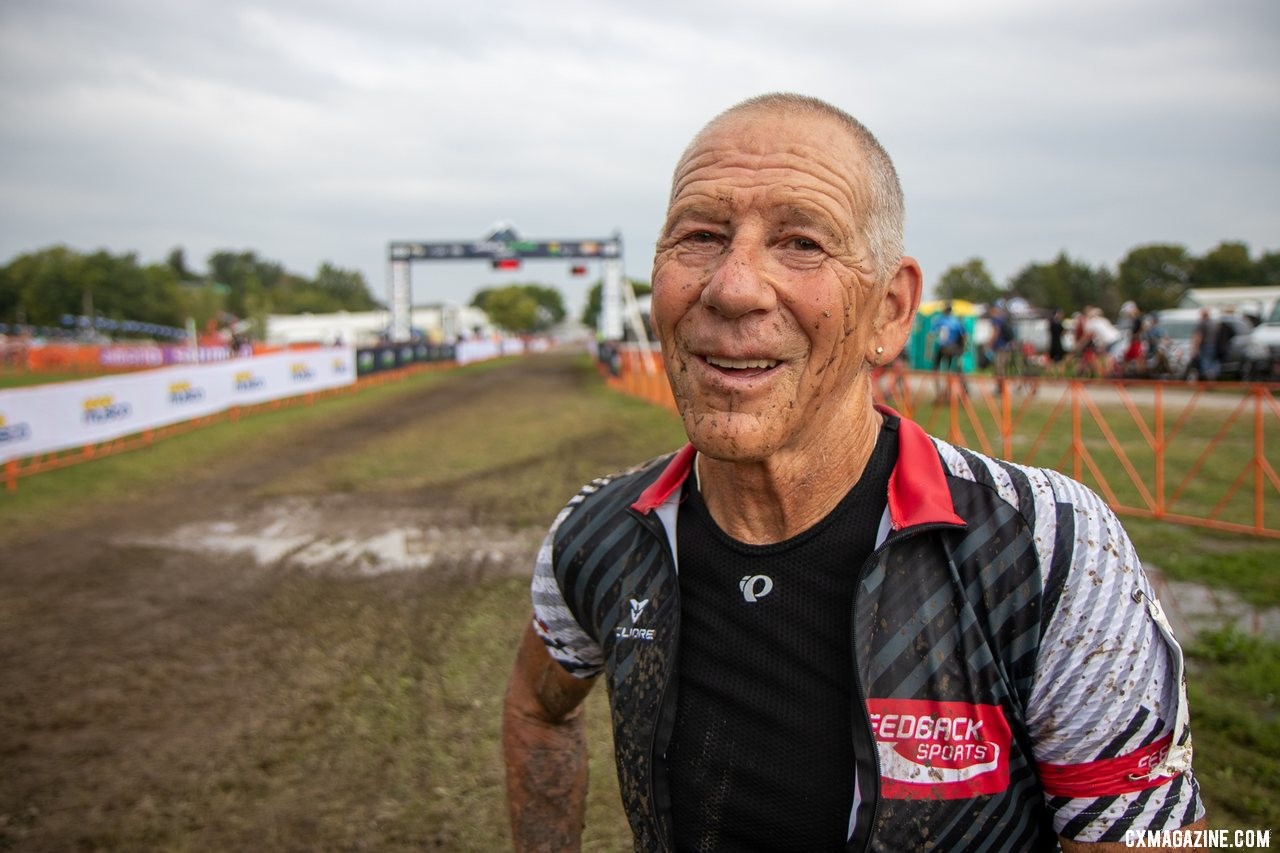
top-left (0, 354), bottom-right (643, 851)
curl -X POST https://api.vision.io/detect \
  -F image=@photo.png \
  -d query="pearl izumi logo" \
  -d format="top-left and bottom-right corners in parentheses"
top-left (739, 574), bottom-right (774, 602)
top-left (615, 597), bottom-right (655, 641)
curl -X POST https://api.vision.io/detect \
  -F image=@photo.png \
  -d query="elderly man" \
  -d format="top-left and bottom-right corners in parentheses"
top-left (503, 94), bottom-right (1204, 852)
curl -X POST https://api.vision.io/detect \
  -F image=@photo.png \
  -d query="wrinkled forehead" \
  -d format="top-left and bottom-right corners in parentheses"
top-left (669, 108), bottom-right (868, 212)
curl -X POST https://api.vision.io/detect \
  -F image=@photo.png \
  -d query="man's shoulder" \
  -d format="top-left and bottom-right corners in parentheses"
top-left (924, 435), bottom-right (1074, 535)
top-left (926, 434), bottom-right (1065, 499)
top-left (553, 450), bottom-right (681, 529)
top-left (924, 432), bottom-right (1133, 581)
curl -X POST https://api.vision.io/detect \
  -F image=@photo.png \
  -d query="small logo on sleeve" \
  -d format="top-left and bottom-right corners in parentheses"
top-left (615, 597), bottom-right (656, 641)
top-left (868, 698), bottom-right (1011, 799)
top-left (629, 598), bottom-right (649, 623)
top-left (1039, 734), bottom-right (1179, 798)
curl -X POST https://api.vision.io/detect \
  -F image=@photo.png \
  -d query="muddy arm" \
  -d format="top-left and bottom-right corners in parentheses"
top-left (502, 619), bottom-right (598, 852)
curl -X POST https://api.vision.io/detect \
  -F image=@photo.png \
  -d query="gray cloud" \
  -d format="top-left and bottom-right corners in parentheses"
top-left (2, 0), bottom-right (1277, 314)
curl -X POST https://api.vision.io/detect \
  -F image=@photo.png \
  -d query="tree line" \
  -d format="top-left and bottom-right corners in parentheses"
top-left (0, 245), bottom-right (380, 336)
top-left (469, 284), bottom-right (567, 334)
top-left (935, 241), bottom-right (1280, 317)
top-left (7, 239), bottom-right (1276, 342)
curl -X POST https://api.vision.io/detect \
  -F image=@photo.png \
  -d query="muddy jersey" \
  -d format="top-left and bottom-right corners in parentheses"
top-left (529, 409), bottom-right (1203, 852)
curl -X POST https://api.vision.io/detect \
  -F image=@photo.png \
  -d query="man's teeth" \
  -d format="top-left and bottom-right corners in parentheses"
top-left (706, 356), bottom-right (779, 370)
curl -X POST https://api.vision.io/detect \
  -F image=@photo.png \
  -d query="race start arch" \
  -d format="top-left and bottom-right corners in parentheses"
top-left (387, 226), bottom-right (638, 343)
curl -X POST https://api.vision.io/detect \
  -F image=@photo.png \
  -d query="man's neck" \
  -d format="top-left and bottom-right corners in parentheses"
top-left (695, 407), bottom-right (884, 545)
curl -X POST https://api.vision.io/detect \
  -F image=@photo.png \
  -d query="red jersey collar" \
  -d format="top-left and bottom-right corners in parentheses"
top-left (630, 407), bottom-right (965, 531)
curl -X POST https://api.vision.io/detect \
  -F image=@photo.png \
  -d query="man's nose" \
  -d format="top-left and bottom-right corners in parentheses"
top-left (700, 240), bottom-right (777, 319)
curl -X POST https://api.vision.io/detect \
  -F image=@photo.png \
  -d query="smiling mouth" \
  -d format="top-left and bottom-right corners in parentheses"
top-left (704, 355), bottom-right (781, 375)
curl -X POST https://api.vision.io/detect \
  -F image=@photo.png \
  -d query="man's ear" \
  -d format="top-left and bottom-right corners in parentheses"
top-left (869, 256), bottom-right (922, 361)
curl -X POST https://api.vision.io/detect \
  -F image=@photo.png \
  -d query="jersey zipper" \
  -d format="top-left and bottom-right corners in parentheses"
top-left (630, 506), bottom-right (681, 852)
top-left (849, 551), bottom-right (881, 853)
top-left (850, 521), bottom-right (963, 852)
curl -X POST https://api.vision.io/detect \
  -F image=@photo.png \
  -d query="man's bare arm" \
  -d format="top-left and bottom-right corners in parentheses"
top-left (1059, 816), bottom-right (1209, 852)
top-left (502, 619), bottom-right (598, 852)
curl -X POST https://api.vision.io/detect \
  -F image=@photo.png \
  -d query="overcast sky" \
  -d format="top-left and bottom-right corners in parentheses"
top-left (2, 0), bottom-right (1278, 316)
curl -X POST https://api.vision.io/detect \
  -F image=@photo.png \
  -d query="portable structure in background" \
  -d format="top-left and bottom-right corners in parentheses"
top-left (386, 225), bottom-right (638, 343)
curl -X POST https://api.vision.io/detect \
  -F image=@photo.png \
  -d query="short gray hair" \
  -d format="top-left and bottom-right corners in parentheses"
top-left (677, 93), bottom-right (905, 283)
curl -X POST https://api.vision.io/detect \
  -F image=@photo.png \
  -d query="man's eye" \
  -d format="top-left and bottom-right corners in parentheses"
top-left (786, 236), bottom-right (822, 252)
top-left (686, 231), bottom-right (720, 243)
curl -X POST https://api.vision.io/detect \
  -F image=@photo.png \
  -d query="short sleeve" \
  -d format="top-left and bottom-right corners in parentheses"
top-left (530, 505), bottom-right (604, 678)
top-left (1027, 479), bottom-right (1204, 842)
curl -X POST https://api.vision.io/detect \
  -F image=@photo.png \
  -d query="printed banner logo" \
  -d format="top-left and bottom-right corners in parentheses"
top-left (290, 362), bottom-right (315, 382)
top-left (0, 413), bottom-right (32, 445)
top-left (868, 698), bottom-right (1011, 799)
top-left (234, 371), bottom-right (265, 392)
top-left (82, 395), bottom-right (132, 424)
top-left (168, 380), bottom-right (205, 404)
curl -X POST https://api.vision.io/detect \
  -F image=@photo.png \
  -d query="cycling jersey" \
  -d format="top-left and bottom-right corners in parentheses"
top-left (530, 409), bottom-right (1203, 852)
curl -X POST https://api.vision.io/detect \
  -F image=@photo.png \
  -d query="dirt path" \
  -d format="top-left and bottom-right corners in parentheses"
top-left (3, 354), bottom-right (1269, 849)
top-left (0, 354), bottom-right (612, 851)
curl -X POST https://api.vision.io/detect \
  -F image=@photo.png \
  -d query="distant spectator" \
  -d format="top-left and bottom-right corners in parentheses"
top-left (930, 302), bottom-right (967, 398)
top-left (1076, 307), bottom-right (1121, 377)
top-left (1120, 301), bottom-right (1142, 355)
top-left (1192, 308), bottom-right (1217, 380)
top-left (1214, 307), bottom-right (1238, 369)
top-left (930, 303), bottom-right (966, 370)
top-left (1071, 307), bottom-right (1098, 375)
top-left (1047, 308), bottom-right (1067, 369)
top-left (1142, 313), bottom-right (1172, 377)
top-left (987, 302), bottom-right (1017, 384)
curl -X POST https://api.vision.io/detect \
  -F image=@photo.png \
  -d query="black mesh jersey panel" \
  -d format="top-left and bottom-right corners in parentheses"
top-left (666, 420), bottom-right (899, 852)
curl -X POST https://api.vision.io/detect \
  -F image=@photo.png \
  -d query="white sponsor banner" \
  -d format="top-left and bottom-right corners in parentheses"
top-left (455, 338), bottom-right (519, 364)
top-left (0, 348), bottom-right (356, 464)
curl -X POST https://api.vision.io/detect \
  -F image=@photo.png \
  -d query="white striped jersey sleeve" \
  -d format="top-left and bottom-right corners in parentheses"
top-left (530, 505), bottom-right (604, 678)
top-left (1027, 471), bottom-right (1203, 841)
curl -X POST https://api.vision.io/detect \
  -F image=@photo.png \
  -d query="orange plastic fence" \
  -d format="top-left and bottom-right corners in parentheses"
top-left (604, 345), bottom-right (1280, 540)
top-left (602, 347), bottom-right (678, 415)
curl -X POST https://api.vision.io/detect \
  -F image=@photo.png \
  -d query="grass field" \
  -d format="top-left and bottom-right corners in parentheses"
top-left (1, 354), bottom-right (1276, 849)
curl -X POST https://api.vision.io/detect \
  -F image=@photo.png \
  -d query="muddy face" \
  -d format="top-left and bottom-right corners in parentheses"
top-left (651, 109), bottom-right (885, 463)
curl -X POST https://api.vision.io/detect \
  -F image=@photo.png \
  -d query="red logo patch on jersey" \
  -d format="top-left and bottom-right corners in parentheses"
top-left (867, 698), bottom-right (1012, 799)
